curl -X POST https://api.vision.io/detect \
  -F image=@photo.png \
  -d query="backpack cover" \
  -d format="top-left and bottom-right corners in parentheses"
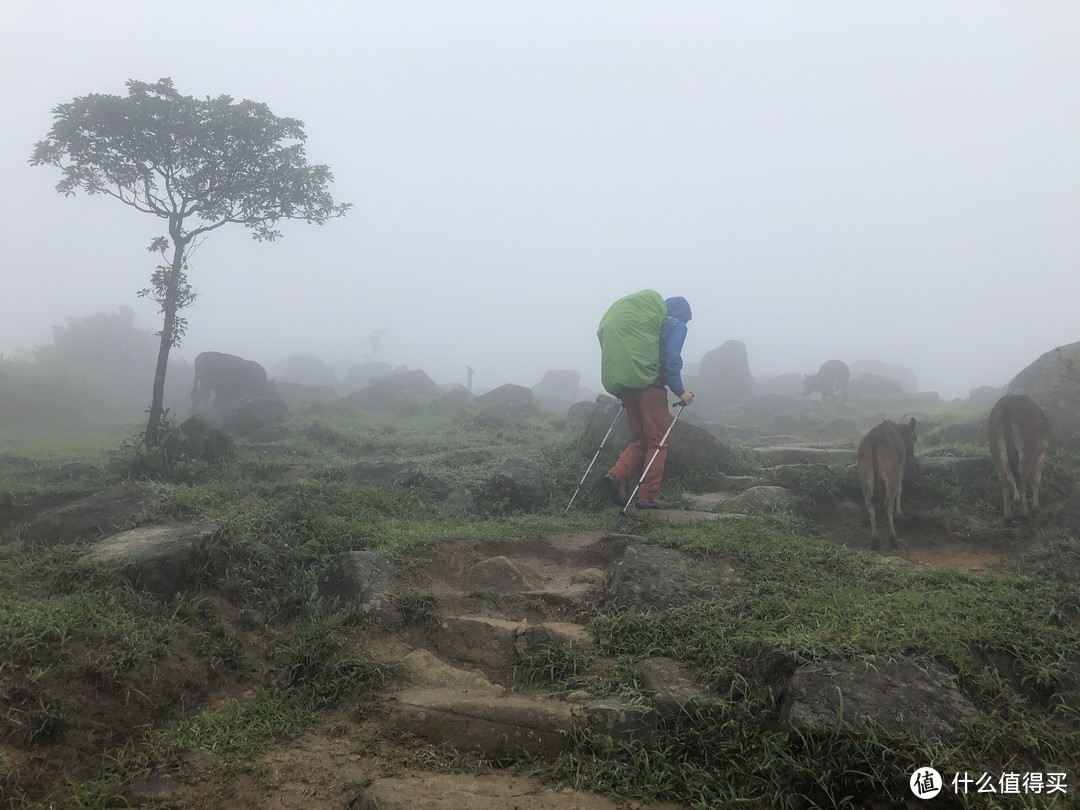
top-left (597, 289), bottom-right (666, 397)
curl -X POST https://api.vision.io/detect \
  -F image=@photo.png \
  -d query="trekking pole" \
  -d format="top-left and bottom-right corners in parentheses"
top-left (564, 405), bottom-right (623, 514)
top-left (621, 403), bottom-right (686, 515)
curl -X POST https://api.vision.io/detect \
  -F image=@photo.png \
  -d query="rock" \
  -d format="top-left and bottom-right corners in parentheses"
top-left (388, 687), bottom-right (578, 759)
top-left (461, 556), bottom-right (527, 591)
top-left (848, 372), bottom-right (906, 401)
top-left (582, 697), bottom-right (658, 747)
top-left (696, 340), bottom-right (753, 407)
top-left (914, 456), bottom-right (993, 482)
top-left (18, 484), bottom-right (162, 546)
top-left (632, 509), bottom-right (750, 525)
top-left (486, 458), bottom-right (547, 512)
top-left (1007, 341), bottom-right (1080, 448)
top-left (571, 567), bottom-right (606, 585)
top-left (312, 551), bottom-right (400, 628)
top-left (923, 422), bottom-right (987, 446)
top-left (607, 544), bottom-right (740, 610)
top-left (716, 486), bottom-right (800, 514)
top-left (476, 383), bottom-right (534, 409)
top-left (401, 649), bottom-right (502, 693)
top-left (778, 658), bottom-right (980, 739)
top-left (305, 419), bottom-right (340, 445)
top-left (631, 656), bottom-right (721, 717)
top-left (470, 401), bottom-right (529, 429)
top-left (436, 385), bottom-right (474, 414)
top-left (532, 369), bottom-right (581, 406)
top-left (849, 359), bottom-right (919, 394)
top-left (218, 394), bottom-right (289, 436)
top-left (440, 487), bottom-right (475, 514)
top-left (566, 400), bottom-right (595, 426)
top-left (85, 520), bottom-right (221, 596)
top-left (370, 368), bottom-right (446, 399)
top-left (342, 361), bottom-right (393, 395)
top-left (180, 415), bottom-right (234, 461)
top-left (437, 616), bottom-right (522, 674)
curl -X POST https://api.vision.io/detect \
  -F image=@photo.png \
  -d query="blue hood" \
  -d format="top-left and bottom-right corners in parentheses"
top-left (665, 297), bottom-right (692, 323)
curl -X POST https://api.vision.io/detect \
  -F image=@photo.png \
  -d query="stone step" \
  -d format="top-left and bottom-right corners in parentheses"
top-left (752, 445), bottom-right (856, 465)
top-left (630, 508), bottom-right (749, 524)
top-left (388, 687), bottom-right (577, 759)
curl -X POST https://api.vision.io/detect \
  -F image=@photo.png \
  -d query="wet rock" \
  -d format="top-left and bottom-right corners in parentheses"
top-left (19, 484), bottom-right (162, 546)
top-left (461, 556), bottom-right (527, 591)
top-left (85, 520), bottom-right (221, 596)
top-left (608, 544), bottom-right (740, 610)
top-left (312, 551), bottom-right (400, 628)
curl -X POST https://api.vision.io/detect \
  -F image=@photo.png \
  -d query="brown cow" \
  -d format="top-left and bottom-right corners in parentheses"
top-left (988, 394), bottom-right (1050, 521)
top-left (856, 417), bottom-right (917, 549)
top-left (803, 359), bottom-right (850, 404)
top-left (191, 352), bottom-right (273, 413)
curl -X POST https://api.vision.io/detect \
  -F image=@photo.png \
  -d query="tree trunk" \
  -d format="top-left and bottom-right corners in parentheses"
top-left (143, 241), bottom-right (185, 446)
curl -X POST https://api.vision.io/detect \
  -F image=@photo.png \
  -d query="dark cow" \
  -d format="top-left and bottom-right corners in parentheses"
top-left (191, 352), bottom-right (273, 413)
top-left (803, 359), bottom-right (850, 404)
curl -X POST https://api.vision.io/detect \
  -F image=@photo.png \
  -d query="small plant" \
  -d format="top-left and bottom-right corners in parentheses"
top-left (393, 591), bottom-right (440, 634)
top-left (514, 641), bottom-right (594, 687)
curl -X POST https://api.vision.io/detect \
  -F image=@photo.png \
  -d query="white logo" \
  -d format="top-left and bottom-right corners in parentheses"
top-left (911, 767), bottom-right (943, 799)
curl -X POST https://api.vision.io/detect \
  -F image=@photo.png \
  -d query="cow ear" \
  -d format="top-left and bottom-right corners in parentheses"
top-left (908, 417), bottom-right (917, 430)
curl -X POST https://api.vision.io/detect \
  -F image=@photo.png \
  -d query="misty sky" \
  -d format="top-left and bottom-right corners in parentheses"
top-left (2, 2), bottom-right (1078, 399)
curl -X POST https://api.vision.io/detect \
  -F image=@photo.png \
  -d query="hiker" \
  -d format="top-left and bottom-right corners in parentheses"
top-left (597, 290), bottom-right (694, 510)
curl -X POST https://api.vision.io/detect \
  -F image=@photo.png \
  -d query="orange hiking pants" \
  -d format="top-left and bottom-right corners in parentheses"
top-left (608, 386), bottom-right (671, 500)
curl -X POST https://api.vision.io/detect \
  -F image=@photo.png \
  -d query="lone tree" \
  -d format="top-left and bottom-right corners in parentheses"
top-left (31, 78), bottom-right (350, 445)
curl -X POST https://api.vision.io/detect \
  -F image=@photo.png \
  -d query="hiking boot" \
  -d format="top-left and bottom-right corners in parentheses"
top-left (602, 473), bottom-right (627, 507)
top-left (635, 498), bottom-right (674, 510)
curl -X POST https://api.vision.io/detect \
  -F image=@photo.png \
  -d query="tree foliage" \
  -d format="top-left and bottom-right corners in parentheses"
top-left (31, 78), bottom-right (351, 444)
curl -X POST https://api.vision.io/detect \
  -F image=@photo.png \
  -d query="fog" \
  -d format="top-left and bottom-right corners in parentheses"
top-left (3, 1), bottom-right (1079, 401)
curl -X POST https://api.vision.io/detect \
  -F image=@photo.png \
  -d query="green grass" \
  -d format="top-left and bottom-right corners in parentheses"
top-left (1, 402), bottom-right (1078, 808)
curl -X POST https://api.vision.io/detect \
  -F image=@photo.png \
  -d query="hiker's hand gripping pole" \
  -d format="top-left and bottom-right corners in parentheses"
top-left (621, 401), bottom-right (687, 515)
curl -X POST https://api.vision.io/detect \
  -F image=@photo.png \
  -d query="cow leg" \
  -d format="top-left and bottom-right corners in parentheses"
top-left (884, 475), bottom-right (899, 548)
top-left (1030, 452), bottom-right (1046, 512)
top-left (860, 472), bottom-right (879, 548)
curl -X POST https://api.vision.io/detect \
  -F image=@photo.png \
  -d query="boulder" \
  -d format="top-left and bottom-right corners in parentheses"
top-left (85, 520), bottom-right (221, 596)
top-left (179, 415), bottom-right (234, 461)
top-left (753, 373), bottom-right (804, 398)
top-left (461, 556), bottom-right (528, 591)
top-left (370, 368), bottom-right (445, 399)
top-left (848, 373), bottom-right (905, 401)
top-left (607, 544), bottom-right (740, 610)
top-left (476, 383), bottom-right (535, 409)
top-left (342, 361), bottom-right (393, 394)
top-left (18, 484), bottom-right (162, 546)
top-left (778, 658), bottom-right (979, 738)
top-left (696, 340), bottom-right (753, 405)
top-left (1007, 341), bottom-right (1080, 447)
top-left (218, 394), bottom-right (289, 436)
top-left (486, 458), bottom-right (547, 511)
top-left (352, 462), bottom-right (425, 488)
top-left (849, 359), bottom-right (919, 394)
top-left (312, 551), bottom-right (400, 628)
top-left (631, 656), bottom-right (722, 717)
top-left (532, 369), bottom-right (581, 406)
top-left (305, 419), bottom-right (341, 445)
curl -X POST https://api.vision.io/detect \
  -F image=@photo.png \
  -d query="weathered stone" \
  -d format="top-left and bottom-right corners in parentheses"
top-left (632, 509), bottom-right (749, 525)
top-left (437, 616), bottom-right (522, 674)
top-left (86, 520), bottom-right (220, 596)
top-left (441, 487), bottom-right (475, 514)
top-left (571, 567), bottom-right (606, 585)
top-left (272, 381), bottom-right (338, 407)
top-left (1008, 342), bottom-right (1080, 448)
top-left (848, 372), bottom-right (906, 400)
top-left (753, 373), bottom-right (804, 398)
top-left (19, 484), bottom-right (161, 546)
top-left (778, 658), bottom-right (980, 738)
top-left (312, 551), bottom-right (400, 628)
top-left (389, 687), bottom-right (577, 759)
top-left (304, 419), bottom-right (340, 444)
top-left (342, 361), bottom-right (393, 395)
top-left (180, 415), bottom-right (234, 461)
top-left (476, 383), bottom-right (534, 409)
top-left (566, 400), bottom-right (595, 426)
top-left (923, 422), bottom-right (987, 446)
top-left (519, 584), bottom-right (593, 609)
top-left (461, 556), bottom-right (527, 591)
top-left (849, 360), bottom-right (919, 394)
top-left (608, 544), bottom-right (740, 610)
top-left (486, 458), bottom-right (547, 511)
top-left (697, 340), bottom-right (753, 406)
top-left (582, 697), bottom-right (658, 747)
top-left (711, 486), bottom-right (800, 514)
top-left (631, 657), bottom-right (721, 717)
top-left (523, 622), bottom-right (596, 651)
top-left (369, 368), bottom-right (446, 399)
top-left (436, 385), bottom-right (474, 414)
top-left (471, 401), bottom-right (529, 429)
top-left (402, 649), bottom-right (503, 693)
top-left (915, 456), bottom-right (993, 481)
